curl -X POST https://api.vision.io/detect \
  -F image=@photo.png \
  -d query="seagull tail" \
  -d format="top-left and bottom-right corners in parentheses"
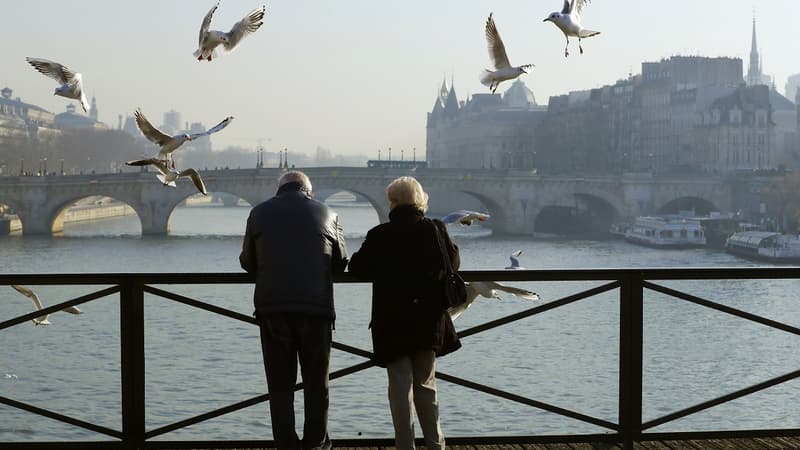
top-left (578, 29), bottom-right (600, 38)
top-left (479, 70), bottom-right (495, 88)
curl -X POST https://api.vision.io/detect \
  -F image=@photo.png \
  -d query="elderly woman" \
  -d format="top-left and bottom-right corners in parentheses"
top-left (348, 176), bottom-right (461, 450)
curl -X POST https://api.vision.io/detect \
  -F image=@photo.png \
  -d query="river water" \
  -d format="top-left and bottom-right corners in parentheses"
top-left (1, 201), bottom-right (800, 442)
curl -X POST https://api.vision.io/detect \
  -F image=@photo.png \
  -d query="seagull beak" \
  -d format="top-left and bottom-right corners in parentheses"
top-left (543, 17), bottom-right (550, 22)
top-left (521, 68), bottom-right (527, 74)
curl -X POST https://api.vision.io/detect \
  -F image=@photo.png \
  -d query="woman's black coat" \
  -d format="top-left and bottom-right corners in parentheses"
top-left (348, 205), bottom-right (462, 365)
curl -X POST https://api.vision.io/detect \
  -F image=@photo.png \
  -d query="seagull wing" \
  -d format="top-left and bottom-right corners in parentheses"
top-left (485, 281), bottom-right (540, 300)
top-left (572, 0), bottom-right (591, 15)
top-left (448, 282), bottom-right (481, 321)
top-left (199, 1), bottom-right (219, 46)
top-left (190, 116), bottom-right (234, 139)
top-left (62, 306), bottom-right (83, 314)
top-left (561, 0), bottom-right (572, 13)
top-left (441, 210), bottom-right (470, 224)
top-left (179, 168), bottom-right (208, 195)
top-left (468, 212), bottom-right (490, 222)
top-left (224, 5), bottom-right (266, 51)
top-left (11, 285), bottom-right (50, 324)
top-left (26, 57), bottom-right (78, 85)
top-left (126, 158), bottom-right (170, 175)
top-left (134, 109), bottom-right (172, 146)
top-left (11, 285), bottom-right (44, 309)
top-left (485, 13), bottom-right (511, 70)
top-left (508, 250), bottom-right (522, 268)
top-left (77, 84), bottom-right (90, 113)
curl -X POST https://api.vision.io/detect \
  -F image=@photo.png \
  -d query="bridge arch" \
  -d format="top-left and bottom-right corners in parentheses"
top-left (532, 193), bottom-right (621, 237)
top-left (50, 195), bottom-right (141, 235)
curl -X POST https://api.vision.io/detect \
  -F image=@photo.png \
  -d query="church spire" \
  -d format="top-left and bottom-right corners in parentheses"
top-left (746, 16), bottom-right (763, 86)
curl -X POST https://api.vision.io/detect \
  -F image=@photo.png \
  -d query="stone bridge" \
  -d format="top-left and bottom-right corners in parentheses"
top-left (0, 167), bottom-right (738, 236)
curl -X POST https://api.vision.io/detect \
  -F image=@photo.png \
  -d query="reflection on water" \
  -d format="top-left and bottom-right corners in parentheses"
top-left (2, 203), bottom-right (800, 441)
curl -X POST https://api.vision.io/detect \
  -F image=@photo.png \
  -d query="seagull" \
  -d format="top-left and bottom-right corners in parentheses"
top-left (10, 285), bottom-right (83, 326)
top-left (134, 109), bottom-right (233, 168)
top-left (126, 158), bottom-right (208, 196)
top-left (194, 1), bottom-right (266, 61)
top-left (505, 250), bottom-right (524, 269)
top-left (441, 210), bottom-right (491, 226)
top-left (543, 0), bottom-right (600, 57)
top-left (480, 13), bottom-right (534, 94)
top-left (449, 281), bottom-right (539, 321)
top-left (25, 57), bottom-right (90, 112)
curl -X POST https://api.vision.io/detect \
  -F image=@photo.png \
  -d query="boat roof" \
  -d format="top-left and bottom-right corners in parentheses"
top-left (729, 231), bottom-right (780, 239)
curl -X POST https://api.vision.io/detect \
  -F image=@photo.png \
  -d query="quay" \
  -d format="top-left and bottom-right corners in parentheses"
top-left (2, 268), bottom-right (800, 450)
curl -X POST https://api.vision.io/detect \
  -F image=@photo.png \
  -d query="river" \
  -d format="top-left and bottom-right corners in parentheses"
top-left (1, 201), bottom-right (800, 442)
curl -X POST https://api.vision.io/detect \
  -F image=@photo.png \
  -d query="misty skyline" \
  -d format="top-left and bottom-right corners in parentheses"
top-left (4, 0), bottom-right (799, 158)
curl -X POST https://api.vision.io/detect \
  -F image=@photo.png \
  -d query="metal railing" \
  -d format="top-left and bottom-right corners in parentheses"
top-left (2, 268), bottom-right (800, 450)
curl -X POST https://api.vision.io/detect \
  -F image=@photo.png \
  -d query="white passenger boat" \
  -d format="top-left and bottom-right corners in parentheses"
top-left (725, 231), bottom-right (800, 263)
top-left (623, 215), bottom-right (707, 248)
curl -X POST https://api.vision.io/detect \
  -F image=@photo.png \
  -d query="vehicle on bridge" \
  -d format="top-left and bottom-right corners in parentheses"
top-left (366, 160), bottom-right (427, 169)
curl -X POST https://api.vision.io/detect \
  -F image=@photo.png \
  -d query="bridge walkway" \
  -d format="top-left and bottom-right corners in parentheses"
top-left (166, 437), bottom-right (800, 449)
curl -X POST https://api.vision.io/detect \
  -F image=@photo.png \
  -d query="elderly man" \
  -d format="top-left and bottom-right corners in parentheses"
top-left (240, 170), bottom-right (348, 450)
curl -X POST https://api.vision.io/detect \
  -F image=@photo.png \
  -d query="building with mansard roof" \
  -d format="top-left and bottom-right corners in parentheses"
top-left (0, 87), bottom-right (58, 145)
top-left (426, 79), bottom-right (546, 169)
top-left (53, 98), bottom-right (107, 131)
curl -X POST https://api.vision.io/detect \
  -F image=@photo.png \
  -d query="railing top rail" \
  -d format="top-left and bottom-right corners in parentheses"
top-left (1, 267), bottom-right (799, 284)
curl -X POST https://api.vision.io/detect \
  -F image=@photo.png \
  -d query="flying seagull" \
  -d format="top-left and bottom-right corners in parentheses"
top-left (441, 210), bottom-right (491, 226)
top-left (543, 0), bottom-right (600, 57)
top-left (134, 109), bottom-right (233, 168)
top-left (195, 1), bottom-right (266, 61)
top-left (480, 13), bottom-right (534, 94)
top-left (505, 250), bottom-right (524, 269)
top-left (25, 57), bottom-right (90, 112)
top-left (449, 281), bottom-right (539, 321)
top-left (126, 158), bottom-right (208, 196)
top-left (10, 285), bottom-right (83, 326)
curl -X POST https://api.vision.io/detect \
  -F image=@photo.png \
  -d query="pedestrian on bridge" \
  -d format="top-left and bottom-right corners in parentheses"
top-left (348, 175), bottom-right (461, 450)
top-left (240, 170), bottom-right (348, 450)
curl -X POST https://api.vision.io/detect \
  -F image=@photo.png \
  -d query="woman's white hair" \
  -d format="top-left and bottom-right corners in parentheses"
top-left (386, 176), bottom-right (428, 212)
top-left (277, 170), bottom-right (312, 193)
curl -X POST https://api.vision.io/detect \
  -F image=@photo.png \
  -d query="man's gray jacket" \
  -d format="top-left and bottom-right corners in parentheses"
top-left (239, 182), bottom-right (348, 320)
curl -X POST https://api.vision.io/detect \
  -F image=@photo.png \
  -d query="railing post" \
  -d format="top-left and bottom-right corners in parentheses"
top-left (120, 279), bottom-right (145, 450)
top-left (619, 272), bottom-right (643, 450)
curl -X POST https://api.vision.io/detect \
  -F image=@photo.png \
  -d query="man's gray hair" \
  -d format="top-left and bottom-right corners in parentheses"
top-left (278, 170), bottom-right (313, 193)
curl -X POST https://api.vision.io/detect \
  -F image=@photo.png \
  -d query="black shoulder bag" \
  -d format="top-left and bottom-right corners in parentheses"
top-left (431, 220), bottom-right (467, 310)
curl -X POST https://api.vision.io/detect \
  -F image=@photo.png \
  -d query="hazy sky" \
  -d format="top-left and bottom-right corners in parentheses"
top-left (4, 1), bottom-right (799, 158)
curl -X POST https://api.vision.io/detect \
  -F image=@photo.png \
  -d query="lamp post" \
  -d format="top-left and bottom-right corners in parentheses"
top-left (378, 149), bottom-right (381, 161)
top-left (43, 157), bottom-right (47, 176)
top-left (284, 148), bottom-right (288, 168)
top-left (413, 147), bottom-right (416, 162)
top-left (60, 159), bottom-right (65, 175)
top-left (20, 158), bottom-right (24, 175)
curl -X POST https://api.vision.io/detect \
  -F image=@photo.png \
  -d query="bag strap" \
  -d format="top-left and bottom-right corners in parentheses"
top-left (430, 219), bottom-right (455, 274)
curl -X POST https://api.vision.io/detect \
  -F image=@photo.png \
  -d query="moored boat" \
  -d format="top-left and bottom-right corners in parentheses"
top-left (725, 231), bottom-right (800, 263)
top-left (623, 215), bottom-right (707, 248)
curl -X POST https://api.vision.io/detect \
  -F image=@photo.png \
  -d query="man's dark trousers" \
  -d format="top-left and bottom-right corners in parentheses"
top-left (259, 313), bottom-right (333, 450)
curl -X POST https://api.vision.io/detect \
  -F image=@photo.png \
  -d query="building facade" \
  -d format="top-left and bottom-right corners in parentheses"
top-left (0, 87), bottom-right (57, 146)
top-left (426, 79), bottom-right (546, 169)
